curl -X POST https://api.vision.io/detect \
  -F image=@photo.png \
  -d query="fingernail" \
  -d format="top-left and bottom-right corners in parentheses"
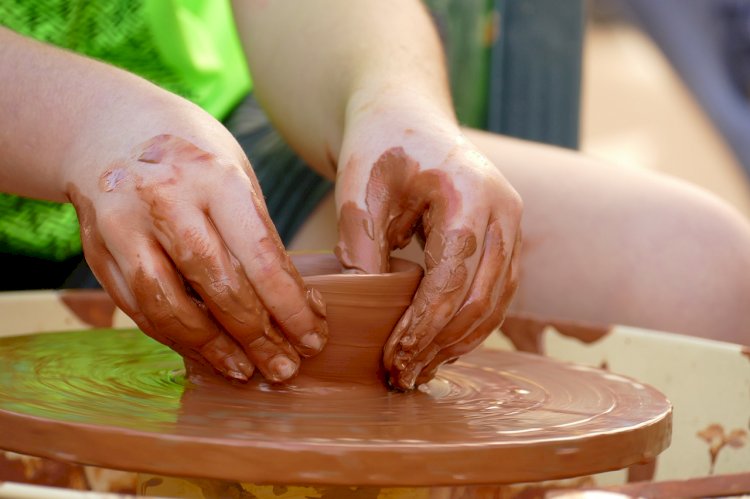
top-left (306, 288), bottom-right (327, 318)
top-left (395, 350), bottom-right (411, 371)
top-left (301, 332), bottom-right (325, 355)
top-left (400, 368), bottom-right (418, 390)
top-left (238, 361), bottom-right (255, 378)
top-left (269, 355), bottom-right (298, 381)
top-left (226, 370), bottom-right (248, 382)
top-left (224, 356), bottom-right (249, 381)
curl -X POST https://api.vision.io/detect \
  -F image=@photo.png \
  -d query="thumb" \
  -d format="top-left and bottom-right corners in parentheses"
top-left (334, 196), bottom-right (390, 274)
top-left (333, 149), bottom-right (393, 274)
top-left (334, 147), bottom-right (422, 274)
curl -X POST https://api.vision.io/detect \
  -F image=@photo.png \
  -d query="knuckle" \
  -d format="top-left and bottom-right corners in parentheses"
top-left (197, 336), bottom-right (234, 361)
top-left (250, 247), bottom-right (283, 281)
top-left (96, 207), bottom-right (127, 236)
top-left (508, 191), bottom-right (524, 218)
top-left (272, 302), bottom-right (307, 331)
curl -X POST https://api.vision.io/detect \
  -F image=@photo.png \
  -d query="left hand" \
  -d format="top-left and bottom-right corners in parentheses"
top-left (334, 98), bottom-right (523, 389)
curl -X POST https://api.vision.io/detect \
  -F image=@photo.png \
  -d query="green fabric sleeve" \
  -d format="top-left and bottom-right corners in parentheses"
top-left (0, 196), bottom-right (82, 261)
top-left (0, 0), bottom-right (252, 261)
top-left (143, 0), bottom-right (252, 119)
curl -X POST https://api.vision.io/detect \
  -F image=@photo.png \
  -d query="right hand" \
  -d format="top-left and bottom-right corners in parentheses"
top-left (63, 115), bottom-right (328, 383)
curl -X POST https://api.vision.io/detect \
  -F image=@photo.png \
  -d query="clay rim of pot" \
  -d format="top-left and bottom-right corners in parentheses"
top-left (292, 252), bottom-right (423, 306)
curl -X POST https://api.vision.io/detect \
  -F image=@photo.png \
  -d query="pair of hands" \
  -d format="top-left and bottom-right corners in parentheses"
top-left (66, 103), bottom-right (522, 390)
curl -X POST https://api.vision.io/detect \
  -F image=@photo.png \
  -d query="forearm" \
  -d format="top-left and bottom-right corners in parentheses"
top-left (0, 27), bottom-right (217, 202)
top-left (231, 0), bottom-right (456, 178)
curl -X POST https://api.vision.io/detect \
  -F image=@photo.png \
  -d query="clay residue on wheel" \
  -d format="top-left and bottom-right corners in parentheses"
top-left (59, 290), bottom-right (116, 328)
top-left (500, 313), bottom-right (612, 355)
top-left (599, 471), bottom-right (750, 498)
top-left (0, 452), bottom-right (87, 490)
top-left (697, 423), bottom-right (748, 475)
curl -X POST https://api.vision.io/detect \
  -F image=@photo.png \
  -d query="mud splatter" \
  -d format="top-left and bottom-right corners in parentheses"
top-left (697, 423), bottom-right (748, 474)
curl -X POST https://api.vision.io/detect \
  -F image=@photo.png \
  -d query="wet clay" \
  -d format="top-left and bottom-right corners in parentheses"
top-left (0, 327), bottom-right (671, 486)
top-left (335, 147), bottom-right (467, 275)
top-left (75, 134), bottom-right (331, 384)
top-left (335, 146), bottom-right (519, 389)
top-left (186, 253), bottom-right (423, 385)
top-left (500, 314), bottom-right (613, 355)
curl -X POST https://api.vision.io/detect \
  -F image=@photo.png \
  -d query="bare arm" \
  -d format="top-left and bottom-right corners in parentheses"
top-left (232, 2), bottom-right (523, 389)
top-left (0, 26), bottom-right (176, 200)
top-left (231, 0), bottom-right (455, 177)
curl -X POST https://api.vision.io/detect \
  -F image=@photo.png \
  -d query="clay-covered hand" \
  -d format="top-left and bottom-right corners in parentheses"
top-left (63, 126), bottom-right (327, 383)
top-left (335, 107), bottom-right (522, 390)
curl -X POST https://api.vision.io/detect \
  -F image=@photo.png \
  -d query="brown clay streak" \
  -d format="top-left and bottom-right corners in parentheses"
top-left (134, 134), bottom-right (326, 377)
top-left (412, 223), bottom-right (520, 386)
top-left (398, 227), bottom-right (477, 356)
top-left (697, 423), bottom-right (748, 475)
top-left (336, 147), bottom-right (461, 274)
top-left (98, 165), bottom-right (128, 192)
top-left (335, 147), bottom-right (480, 387)
top-left (137, 134), bottom-right (215, 165)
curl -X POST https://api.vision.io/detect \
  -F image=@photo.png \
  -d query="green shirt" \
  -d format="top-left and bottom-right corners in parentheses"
top-left (1, 0), bottom-right (252, 260)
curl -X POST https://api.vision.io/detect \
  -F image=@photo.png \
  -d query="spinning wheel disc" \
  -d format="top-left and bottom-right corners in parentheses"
top-left (0, 329), bottom-right (671, 486)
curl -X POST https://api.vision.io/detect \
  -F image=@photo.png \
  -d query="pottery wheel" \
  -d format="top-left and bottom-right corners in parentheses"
top-left (0, 329), bottom-right (671, 486)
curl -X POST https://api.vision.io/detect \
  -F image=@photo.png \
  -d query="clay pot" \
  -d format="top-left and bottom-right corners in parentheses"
top-left (292, 252), bottom-right (423, 384)
top-left (185, 253), bottom-right (423, 386)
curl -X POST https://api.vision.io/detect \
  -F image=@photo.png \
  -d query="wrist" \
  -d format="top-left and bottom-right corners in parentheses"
top-left (345, 84), bottom-right (457, 133)
top-left (61, 89), bottom-right (237, 199)
top-left (340, 86), bottom-right (466, 173)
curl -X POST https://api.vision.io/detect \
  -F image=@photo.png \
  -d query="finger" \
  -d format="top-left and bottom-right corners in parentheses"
top-left (83, 234), bottom-right (226, 372)
top-left (383, 220), bottom-right (484, 388)
top-left (78, 219), bottom-right (139, 316)
top-left (206, 171), bottom-right (329, 354)
top-left (334, 148), bottom-right (424, 273)
top-left (77, 198), bottom-right (222, 371)
top-left (102, 231), bottom-right (255, 382)
top-left (148, 205), bottom-right (303, 382)
top-left (396, 218), bottom-right (514, 387)
top-left (415, 229), bottom-right (521, 385)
